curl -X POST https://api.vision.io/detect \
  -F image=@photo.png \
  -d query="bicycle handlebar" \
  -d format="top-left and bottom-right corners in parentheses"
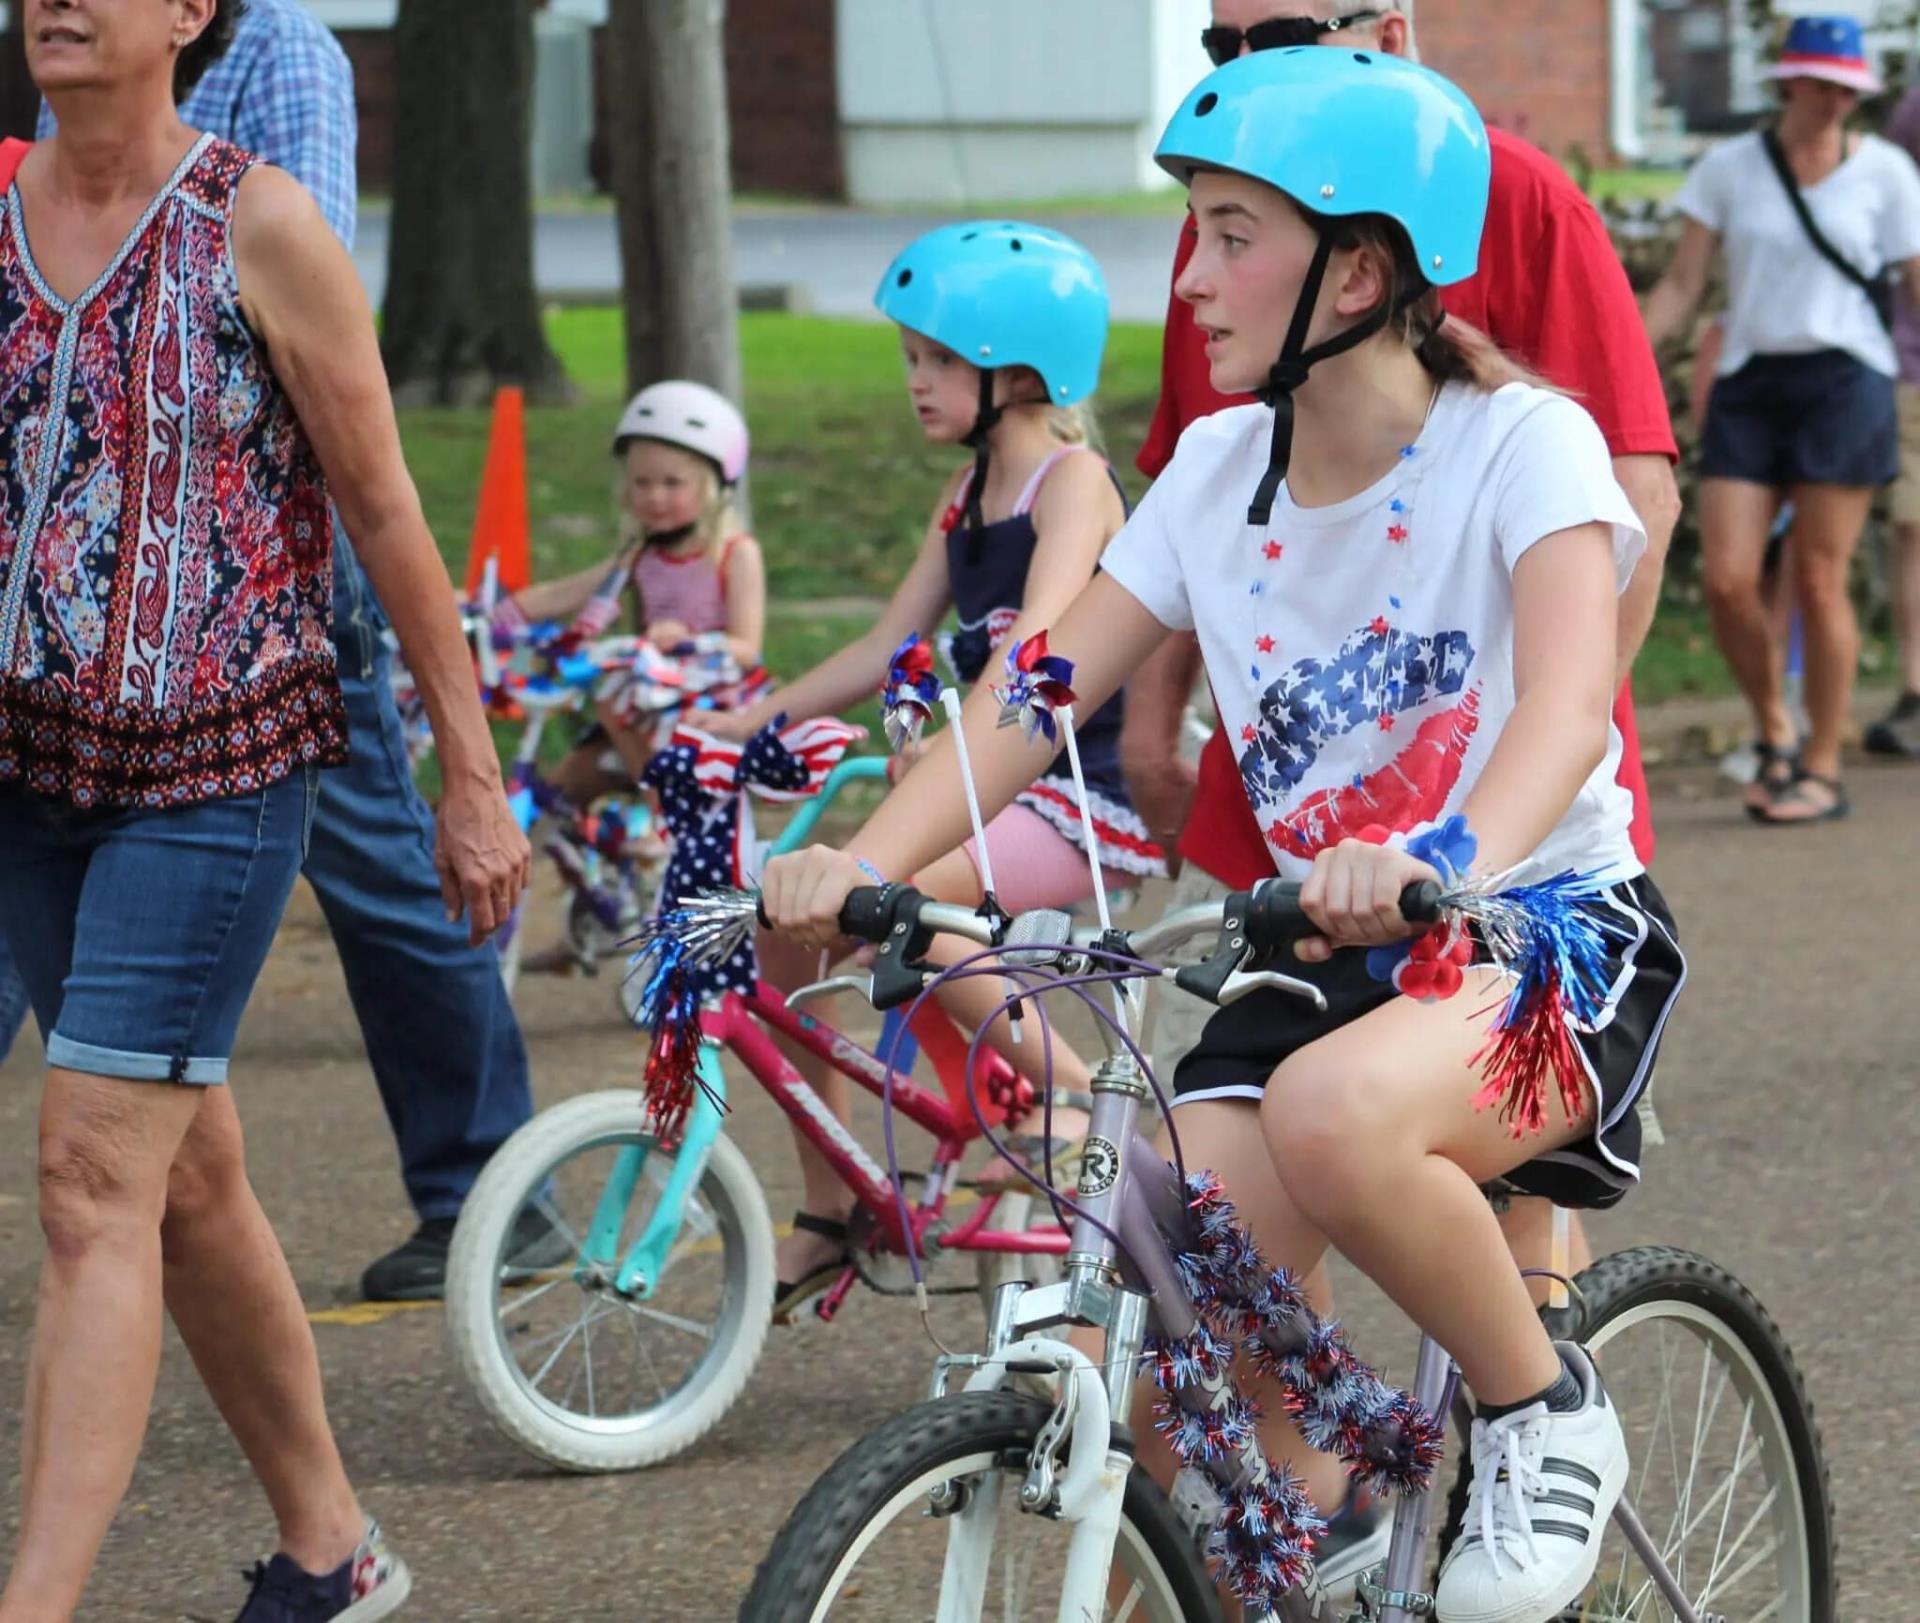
top-left (811, 877), bottom-right (1446, 1012)
top-left (767, 757), bottom-right (892, 858)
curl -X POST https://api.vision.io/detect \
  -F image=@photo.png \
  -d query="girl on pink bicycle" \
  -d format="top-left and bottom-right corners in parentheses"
top-left (704, 224), bottom-right (1164, 1316)
top-left (503, 380), bottom-right (768, 797)
top-left (760, 52), bottom-right (1685, 1623)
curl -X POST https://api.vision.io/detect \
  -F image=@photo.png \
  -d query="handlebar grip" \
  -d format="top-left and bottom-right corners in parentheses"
top-left (1244, 877), bottom-right (1448, 952)
top-left (1400, 878), bottom-right (1444, 925)
top-left (836, 885), bottom-right (894, 944)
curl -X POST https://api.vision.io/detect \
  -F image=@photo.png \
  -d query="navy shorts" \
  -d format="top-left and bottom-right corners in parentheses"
top-left (1700, 349), bottom-right (1898, 489)
top-left (1170, 875), bottom-right (1686, 1211)
top-left (0, 769), bottom-right (317, 1084)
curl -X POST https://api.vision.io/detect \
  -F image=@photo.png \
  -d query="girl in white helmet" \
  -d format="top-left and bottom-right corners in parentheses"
top-left (507, 379), bottom-right (767, 794)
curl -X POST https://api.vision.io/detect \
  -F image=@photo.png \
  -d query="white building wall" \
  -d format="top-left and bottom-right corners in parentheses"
top-left (836, 0), bottom-right (1209, 205)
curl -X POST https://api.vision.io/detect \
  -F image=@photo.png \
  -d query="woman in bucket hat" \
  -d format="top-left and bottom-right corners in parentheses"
top-left (1645, 14), bottom-right (1920, 824)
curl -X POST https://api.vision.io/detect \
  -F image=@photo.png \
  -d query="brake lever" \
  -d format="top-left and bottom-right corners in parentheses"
top-left (1215, 966), bottom-right (1330, 1013)
top-left (784, 975), bottom-right (871, 1010)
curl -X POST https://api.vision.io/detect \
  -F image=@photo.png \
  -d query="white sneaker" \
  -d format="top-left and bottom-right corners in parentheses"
top-left (1434, 1343), bottom-right (1628, 1623)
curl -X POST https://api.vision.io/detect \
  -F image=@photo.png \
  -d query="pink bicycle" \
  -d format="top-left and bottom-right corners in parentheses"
top-left (443, 754), bottom-right (1073, 1473)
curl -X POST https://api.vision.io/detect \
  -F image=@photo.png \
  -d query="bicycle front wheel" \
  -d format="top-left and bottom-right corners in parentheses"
top-left (445, 1089), bottom-right (774, 1473)
top-left (739, 1390), bottom-right (1219, 1623)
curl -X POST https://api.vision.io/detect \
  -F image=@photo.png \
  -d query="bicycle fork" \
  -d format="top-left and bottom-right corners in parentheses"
top-left (576, 1047), bottom-right (728, 1299)
top-left (934, 1047), bottom-right (1168, 1623)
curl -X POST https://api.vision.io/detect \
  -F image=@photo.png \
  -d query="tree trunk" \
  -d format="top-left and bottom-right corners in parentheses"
top-left (382, 0), bottom-right (568, 407)
top-left (607, 0), bottom-right (742, 404)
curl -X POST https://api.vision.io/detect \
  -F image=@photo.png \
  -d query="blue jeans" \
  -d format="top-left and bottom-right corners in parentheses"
top-left (0, 935), bottom-right (27, 1061)
top-left (0, 771), bottom-right (316, 1083)
top-left (311, 533), bottom-right (534, 1220)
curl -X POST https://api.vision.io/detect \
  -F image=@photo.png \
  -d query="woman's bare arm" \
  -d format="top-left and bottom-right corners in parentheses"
top-left (231, 166), bottom-right (528, 937)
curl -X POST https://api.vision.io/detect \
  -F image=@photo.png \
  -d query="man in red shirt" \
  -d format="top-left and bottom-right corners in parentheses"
top-left (1126, 2), bottom-right (1681, 1269)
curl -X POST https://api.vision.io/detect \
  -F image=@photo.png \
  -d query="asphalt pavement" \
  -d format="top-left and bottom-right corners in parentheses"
top-left (0, 752), bottom-right (1915, 1618)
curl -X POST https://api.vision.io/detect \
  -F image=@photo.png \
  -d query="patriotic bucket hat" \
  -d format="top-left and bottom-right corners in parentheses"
top-left (1768, 15), bottom-right (1882, 95)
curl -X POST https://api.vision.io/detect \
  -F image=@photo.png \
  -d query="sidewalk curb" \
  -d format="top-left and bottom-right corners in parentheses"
top-left (1636, 684), bottom-right (1899, 769)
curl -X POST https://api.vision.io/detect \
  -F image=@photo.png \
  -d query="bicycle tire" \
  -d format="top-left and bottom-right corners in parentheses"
top-left (738, 1390), bottom-right (1220, 1623)
top-left (446, 1088), bottom-right (774, 1472)
top-left (1436, 1244), bottom-right (1836, 1620)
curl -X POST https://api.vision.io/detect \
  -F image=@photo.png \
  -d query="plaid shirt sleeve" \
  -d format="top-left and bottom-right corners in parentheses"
top-left (225, 16), bottom-right (360, 251)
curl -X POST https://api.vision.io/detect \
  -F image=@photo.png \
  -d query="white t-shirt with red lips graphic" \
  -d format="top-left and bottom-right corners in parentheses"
top-left (1102, 381), bottom-right (1646, 887)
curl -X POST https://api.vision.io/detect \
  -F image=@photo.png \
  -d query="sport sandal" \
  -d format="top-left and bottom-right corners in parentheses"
top-left (772, 1212), bottom-right (851, 1323)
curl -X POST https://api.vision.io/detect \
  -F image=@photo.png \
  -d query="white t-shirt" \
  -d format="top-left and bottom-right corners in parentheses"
top-left (1674, 131), bottom-right (1920, 377)
top-left (1103, 383), bottom-right (1646, 887)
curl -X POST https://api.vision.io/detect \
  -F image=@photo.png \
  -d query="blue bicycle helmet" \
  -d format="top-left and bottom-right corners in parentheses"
top-left (876, 222), bottom-right (1109, 539)
top-left (875, 221), bottom-right (1109, 405)
top-left (1154, 49), bottom-right (1491, 523)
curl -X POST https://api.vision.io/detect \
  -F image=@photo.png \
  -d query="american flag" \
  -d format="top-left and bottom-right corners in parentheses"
top-left (1238, 622), bottom-right (1474, 812)
top-left (676, 716), bottom-right (863, 802)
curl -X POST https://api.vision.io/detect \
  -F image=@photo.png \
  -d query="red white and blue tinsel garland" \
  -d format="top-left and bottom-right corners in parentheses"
top-left (1354, 814), bottom-right (1634, 1139)
top-left (1143, 1172), bottom-right (1443, 1611)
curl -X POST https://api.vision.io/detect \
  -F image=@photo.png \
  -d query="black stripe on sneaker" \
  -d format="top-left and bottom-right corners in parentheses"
top-left (1538, 1488), bottom-right (1597, 1515)
top-left (1544, 1458), bottom-right (1604, 1490)
top-left (1530, 1519), bottom-right (1593, 1544)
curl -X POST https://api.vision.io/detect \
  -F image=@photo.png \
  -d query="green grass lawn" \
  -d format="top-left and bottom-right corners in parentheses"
top-left (398, 306), bottom-right (1740, 721)
top-left (401, 307), bottom-right (1163, 643)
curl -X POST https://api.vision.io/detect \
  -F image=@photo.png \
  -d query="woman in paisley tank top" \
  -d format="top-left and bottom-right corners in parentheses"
top-left (706, 223), bottom-right (1164, 1312)
top-left (0, 3), bottom-right (527, 1614)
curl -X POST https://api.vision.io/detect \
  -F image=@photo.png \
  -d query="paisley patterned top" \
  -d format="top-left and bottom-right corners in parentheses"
top-left (0, 134), bottom-right (347, 808)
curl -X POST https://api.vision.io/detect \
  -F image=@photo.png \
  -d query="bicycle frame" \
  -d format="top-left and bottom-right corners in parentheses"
top-left (583, 755), bottom-right (1070, 1311)
top-left (937, 1032), bottom-right (1711, 1623)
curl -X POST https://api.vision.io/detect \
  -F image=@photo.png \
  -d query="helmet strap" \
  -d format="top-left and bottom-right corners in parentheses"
top-left (642, 521), bottom-right (700, 551)
top-left (1245, 233), bottom-right (1417, 527)
top-left (960, 368), bottom-right (1003, 564)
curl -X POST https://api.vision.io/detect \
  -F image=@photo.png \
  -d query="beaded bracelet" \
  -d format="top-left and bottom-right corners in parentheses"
top-left (854, 858), bottom-right (887, 888)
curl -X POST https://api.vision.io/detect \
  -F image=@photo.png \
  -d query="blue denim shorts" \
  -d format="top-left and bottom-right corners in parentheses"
top-left (0, 769), bottom-right (317, 1084)
top-left (1700, 349), bottom-right (1898, 489)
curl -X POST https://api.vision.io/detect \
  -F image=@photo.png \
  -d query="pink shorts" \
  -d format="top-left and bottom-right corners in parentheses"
top-left (960, 804), bottom-right (1135, 913)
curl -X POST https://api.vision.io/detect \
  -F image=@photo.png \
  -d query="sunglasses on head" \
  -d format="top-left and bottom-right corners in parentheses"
top-left (1200, 10), bottom-right (1384, 66)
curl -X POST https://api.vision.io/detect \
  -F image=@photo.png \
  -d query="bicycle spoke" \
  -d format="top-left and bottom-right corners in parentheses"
top-left (1703, 1514), bottom-right (1783, 1602)
top-left (527, 1194), bottom-right (590, 1260)
top-left (1701, 1398), bottom-right (1752, 1598)
top-left (582, 1309), bottom-right (598, 1418)
top-left (620, 1305), bottom-right (673, 1406)
top-left (624, 1300), bottom-right (716, 1339)
top-left (497, 1273), bottom-right (569, 1321)
top-left (525, 1299), bottom-right (619, 1388)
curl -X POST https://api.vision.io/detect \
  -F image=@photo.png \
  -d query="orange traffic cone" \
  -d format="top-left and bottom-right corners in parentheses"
top-left (463, 386), bottom-right (531, 601)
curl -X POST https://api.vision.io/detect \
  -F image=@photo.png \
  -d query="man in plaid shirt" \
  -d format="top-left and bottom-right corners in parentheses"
top-left (33, 0), bottom-right (553, 1302)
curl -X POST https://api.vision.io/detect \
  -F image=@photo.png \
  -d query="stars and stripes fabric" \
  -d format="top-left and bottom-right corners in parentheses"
top-left (641, 717), bottom-right (862, 1000)
top-left (678, 716), bottom-right (862, 802)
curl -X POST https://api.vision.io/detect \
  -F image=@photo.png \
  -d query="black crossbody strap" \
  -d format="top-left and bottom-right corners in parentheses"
top-left (1760, 127), bottom-right (1893, 331)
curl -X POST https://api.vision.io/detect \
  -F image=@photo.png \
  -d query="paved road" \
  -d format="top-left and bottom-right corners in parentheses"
top-left (1, 756), bottom-right (1915, 1619)
top-left (351, 207), bottom-right (1187, 323)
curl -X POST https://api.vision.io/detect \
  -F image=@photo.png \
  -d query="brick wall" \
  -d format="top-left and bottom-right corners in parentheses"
top-left (723, 0), bottom-right (844, 198)
top-left (1417, 0), bottom-right (1617, 165)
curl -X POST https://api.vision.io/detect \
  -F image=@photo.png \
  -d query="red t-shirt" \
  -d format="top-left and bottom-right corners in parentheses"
top-left (1138, 128), bottom-right (1676, 890)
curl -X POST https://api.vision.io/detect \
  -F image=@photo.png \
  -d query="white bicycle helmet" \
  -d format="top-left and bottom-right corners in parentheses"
top-left (612, 380), bottom-right (749, 484)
